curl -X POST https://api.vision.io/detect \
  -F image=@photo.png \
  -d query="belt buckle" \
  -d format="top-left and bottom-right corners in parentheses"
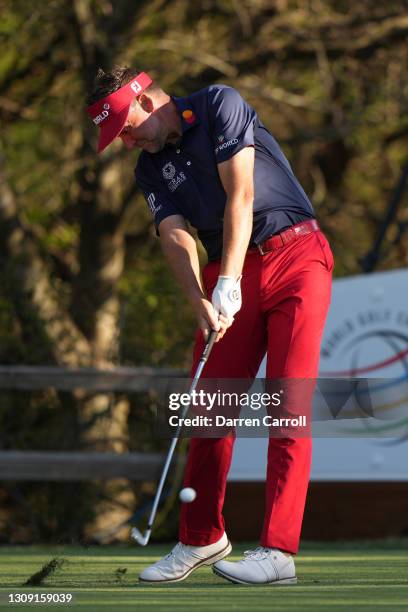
top-left (257, 242), bottom-right (272, 255)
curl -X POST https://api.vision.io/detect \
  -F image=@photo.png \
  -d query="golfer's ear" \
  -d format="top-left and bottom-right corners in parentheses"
top-left (138, 94), bottom-right (154, 113)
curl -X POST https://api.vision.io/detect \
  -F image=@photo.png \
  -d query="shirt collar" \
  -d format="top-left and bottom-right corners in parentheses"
top-left (172, 96), bottom-right (200, 133)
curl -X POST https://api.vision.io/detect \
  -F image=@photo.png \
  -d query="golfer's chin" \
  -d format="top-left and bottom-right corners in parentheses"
top-left (166, 131), bottom-right (182, 147)
top-left (142, 141), bottom-right (165, 153)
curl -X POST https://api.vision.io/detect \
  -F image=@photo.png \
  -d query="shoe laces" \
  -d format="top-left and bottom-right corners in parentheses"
top-left (243, 546), bottom-right (272, 561)
top-left (164, 542), bottom-right (183, 561)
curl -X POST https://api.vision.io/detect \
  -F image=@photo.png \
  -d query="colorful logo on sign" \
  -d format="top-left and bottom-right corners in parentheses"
top-left (182, 109), bottom-right (196, 124)
top-left (320, 313), bottom-right (408, 378)
top-left (319, 304), bottom-right (408, 440)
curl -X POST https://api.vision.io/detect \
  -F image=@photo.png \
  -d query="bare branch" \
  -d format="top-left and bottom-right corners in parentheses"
top-left (257, 14), bottom-right (408, 60)
top-left (139, 39), bottom-right (238, 78)
top-left (239, 75), bottom-right (323, 111)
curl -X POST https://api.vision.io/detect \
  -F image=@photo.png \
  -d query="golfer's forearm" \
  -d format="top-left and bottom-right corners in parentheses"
top-left (160, 230), bottom-right (205, 305)
top-left (220, 195), bottom-right (253, 279)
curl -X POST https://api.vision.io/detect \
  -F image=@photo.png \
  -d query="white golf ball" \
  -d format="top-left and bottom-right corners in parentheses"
top-left (179, 487), bottom-right (197, 503)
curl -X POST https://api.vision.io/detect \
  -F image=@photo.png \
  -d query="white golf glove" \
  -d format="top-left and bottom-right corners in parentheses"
top-left (212, 275), bottom-right (242, 324)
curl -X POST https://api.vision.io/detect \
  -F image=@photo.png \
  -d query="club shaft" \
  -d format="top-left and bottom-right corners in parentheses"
top-left (143, 329), bottom-right (218, 539)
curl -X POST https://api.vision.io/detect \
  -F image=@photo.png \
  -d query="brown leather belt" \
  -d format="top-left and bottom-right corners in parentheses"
top-left (251, 219), bottom-right (320, 255)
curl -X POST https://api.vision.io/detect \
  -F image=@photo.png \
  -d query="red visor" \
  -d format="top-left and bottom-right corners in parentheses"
top-left (86, 72), bottom-right (153, 153)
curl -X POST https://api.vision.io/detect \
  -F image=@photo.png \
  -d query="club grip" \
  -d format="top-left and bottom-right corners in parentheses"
top-left (201, 329), bottom-right (218, 362)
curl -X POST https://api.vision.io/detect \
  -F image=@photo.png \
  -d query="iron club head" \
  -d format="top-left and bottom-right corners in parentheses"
top-left (131, 526), bottom-right (150, 546)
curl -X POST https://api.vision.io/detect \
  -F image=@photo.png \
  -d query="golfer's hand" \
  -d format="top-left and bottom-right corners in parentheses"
top-left (212, 276), bottom-right (242, 325)
top-left (192, 297), bottom-right (229, 342)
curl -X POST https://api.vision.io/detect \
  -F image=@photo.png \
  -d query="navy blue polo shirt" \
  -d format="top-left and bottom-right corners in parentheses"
top-left (135, 85), bottom-right (315, 261)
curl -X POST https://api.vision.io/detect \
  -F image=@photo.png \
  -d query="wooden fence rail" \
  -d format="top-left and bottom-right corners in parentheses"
top-left (0, 366), bottom-right (187, 391)
top-left (0, 451), bottom-right (167, 481)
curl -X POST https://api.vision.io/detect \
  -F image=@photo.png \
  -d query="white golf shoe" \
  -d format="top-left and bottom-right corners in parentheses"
top-left (139, 533), bottom-right (232, 583)
top-left (213, 547), bottom-right (297, 585)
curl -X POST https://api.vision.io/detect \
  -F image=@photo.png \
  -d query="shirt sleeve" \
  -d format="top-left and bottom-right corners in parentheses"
top-left (208, 86), bottom-right (256, 164)
top-left (135, 162), bottom-right (181, 233)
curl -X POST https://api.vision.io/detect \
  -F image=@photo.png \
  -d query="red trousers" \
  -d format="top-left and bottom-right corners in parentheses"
top-left (179, 230), bottom-right (333, 554)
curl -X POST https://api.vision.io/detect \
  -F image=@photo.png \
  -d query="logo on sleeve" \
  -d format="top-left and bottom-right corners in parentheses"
top-left (215, 135), bottom-right (239, 154)
top-left (162, 162), bottom-right (186, 193)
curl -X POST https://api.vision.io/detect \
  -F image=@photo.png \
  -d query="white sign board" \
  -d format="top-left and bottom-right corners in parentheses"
top-left (229, 268), bottom-right (408, 481)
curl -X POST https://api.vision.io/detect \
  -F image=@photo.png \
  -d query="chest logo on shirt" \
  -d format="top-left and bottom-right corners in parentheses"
top-left (162, 162), bottom-right (176, 180)
top-left (162, 162), bottom-right (186, 193)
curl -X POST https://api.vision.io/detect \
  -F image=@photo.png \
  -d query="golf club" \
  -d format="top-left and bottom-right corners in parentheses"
top-left (131, 328), bottom-right (218, 546)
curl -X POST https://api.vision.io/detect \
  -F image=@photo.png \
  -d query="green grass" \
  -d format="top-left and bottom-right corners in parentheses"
top-left (0, 540), bottom-right (407, 611)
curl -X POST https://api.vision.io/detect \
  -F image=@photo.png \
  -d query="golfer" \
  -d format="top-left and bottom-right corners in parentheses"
top-left (87, 68), bottom-right (333, 585)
